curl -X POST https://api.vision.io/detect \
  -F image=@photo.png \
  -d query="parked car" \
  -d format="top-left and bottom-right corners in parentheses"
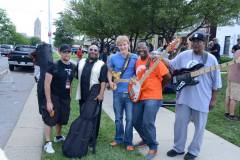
top-left (8, 45), bottom-right (36, 71)
top-left (0, 44), bottom-right (14, 56)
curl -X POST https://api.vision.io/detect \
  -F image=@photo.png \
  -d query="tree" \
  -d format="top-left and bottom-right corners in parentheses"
top-left (0, 8), bottom-right (16, 44)
top-left (29, 36), bottom-right (41, 46)
top-left (53, 12), bottom-right (76, 47)
top-left (63, 0), bottom-right (240, 51)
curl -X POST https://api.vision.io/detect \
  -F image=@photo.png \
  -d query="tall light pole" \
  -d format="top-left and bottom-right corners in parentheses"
top-left (48, 0), bottom-right (52, 45)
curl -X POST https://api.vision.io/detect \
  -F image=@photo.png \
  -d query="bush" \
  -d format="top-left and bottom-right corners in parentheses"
top-left (220, 56), bottom-right (232, 64)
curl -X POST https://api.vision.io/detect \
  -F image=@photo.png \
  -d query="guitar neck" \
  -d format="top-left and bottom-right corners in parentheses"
top-left (139, 54), bottom-right (165, 85)
top-left (190, 59), bottom-right (238, 77)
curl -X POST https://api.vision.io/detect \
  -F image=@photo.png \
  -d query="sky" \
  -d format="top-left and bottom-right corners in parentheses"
top-left (0, 0), bottom-right (68, 42)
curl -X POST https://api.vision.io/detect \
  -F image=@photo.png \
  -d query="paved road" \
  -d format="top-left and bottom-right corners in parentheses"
top-left (0, 57), bottom-right (35, 148)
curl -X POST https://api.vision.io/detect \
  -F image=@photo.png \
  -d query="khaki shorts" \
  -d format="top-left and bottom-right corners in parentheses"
top-left (226, 81), bottom-right (240, 101)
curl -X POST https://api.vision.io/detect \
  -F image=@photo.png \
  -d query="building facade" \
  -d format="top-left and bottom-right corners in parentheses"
top-left (34, 18), bottom-right (41, 40)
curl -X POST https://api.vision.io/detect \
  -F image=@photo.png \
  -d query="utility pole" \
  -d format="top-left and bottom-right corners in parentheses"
top-left (48, 0), bottom-right (52, 45)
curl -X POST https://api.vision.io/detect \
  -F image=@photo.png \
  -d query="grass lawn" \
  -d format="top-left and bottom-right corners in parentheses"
top-left (42, 71), bottom-right (145, 159)
top-left (164, 74), bottom-right (240, 147)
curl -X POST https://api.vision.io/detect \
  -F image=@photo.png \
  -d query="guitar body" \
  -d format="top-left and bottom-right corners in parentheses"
top-left (173, 64), bottom-right (204, 91)
top-left (128, 79), bottom-right (141, 103)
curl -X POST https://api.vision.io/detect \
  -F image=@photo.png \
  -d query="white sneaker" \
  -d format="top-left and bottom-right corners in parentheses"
top-left (54, 135), bottom-right (65, 143)
top-left (44, 142), bottom-right (55, 154)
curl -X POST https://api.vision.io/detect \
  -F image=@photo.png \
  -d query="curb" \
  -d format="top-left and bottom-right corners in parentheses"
top-left (3, 84), bottom-right (44, 160)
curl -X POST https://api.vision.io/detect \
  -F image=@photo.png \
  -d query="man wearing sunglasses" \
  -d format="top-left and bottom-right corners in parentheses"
top-left (43, 44), bottom-right (76, 154)
top-left (76, 44), bottom-right (108, 139)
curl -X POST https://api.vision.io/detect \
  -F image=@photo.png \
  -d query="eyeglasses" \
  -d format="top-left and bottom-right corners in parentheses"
top-left (89, 48), bottom-right (98, 52)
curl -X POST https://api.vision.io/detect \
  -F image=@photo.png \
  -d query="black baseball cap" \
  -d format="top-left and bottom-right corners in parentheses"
top-left (59, 44), bottom-right (71, 53)
top-left (189, 33), bottom-right (206, 41)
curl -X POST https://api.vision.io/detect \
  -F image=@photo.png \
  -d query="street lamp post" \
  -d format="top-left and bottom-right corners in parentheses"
top-left (48, 0), bottom-right (52, 45)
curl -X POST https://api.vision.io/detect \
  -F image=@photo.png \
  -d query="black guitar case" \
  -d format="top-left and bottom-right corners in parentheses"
top-left (62, 84), bottom-right (101, 158)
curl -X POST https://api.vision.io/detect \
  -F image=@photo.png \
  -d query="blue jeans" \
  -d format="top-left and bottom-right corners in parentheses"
top-left (113, 92), bottom-right (133, 146)
top-left (133, 99), bottom-right (162, 150)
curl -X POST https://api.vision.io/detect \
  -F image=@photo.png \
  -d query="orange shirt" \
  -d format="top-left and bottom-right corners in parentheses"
top-left (135, 57), bottom-right (169, 100)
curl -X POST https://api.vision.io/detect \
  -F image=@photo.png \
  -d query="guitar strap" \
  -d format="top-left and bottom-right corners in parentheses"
top-left (119, 53), bottom-right (131, 78)
top-left (203, 51), bottom-right (208, 65)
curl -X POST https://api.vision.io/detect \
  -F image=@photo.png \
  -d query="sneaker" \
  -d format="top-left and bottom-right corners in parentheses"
top-left (184, 152), bottom-right (197, 160)
top-left (224, 113), bottom-right (229, 118)
top-left (134, 141), bottom-right (147, 148)
top-left (44, 142), bottom-right (55, 154)
top-left (227, 115), bottom-right (239, 121)
top-left (54, 135), bottom-right (65, 143)
top-left (146, 150), bottom-right (157, 160)
top-left (126, 145), bottom-right (134, 151)
top-left (167, 149), bottom-right (184, 157)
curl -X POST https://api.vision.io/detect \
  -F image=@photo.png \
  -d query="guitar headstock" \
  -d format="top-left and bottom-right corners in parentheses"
top-left (166, 38), bottom-right (181, 53)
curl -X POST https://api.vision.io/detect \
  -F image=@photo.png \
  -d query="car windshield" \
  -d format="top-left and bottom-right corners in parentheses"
top-left (15, 46), bottom-right (35, 52)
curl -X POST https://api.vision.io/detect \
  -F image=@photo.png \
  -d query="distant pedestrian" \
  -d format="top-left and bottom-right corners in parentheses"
top-left (232, 38), bottom-right (240, 53)
top-left (210, 38), bottom-right (221, 63)
top-left (76, 47), bottom-right (83, 60)
top-left (43, 44), bottom-right (76, 154)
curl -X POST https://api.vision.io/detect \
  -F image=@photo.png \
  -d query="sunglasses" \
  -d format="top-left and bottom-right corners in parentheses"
top-left (62, 50), bottom-right (71, 54)
top-left (89, 48), bottom-right (98, 52)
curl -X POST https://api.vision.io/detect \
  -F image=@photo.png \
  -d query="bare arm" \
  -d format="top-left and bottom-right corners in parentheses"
top-left (44, 73), bottom-right (53, 114)
top-left (95, 82), bottom-right (106, 101)
top-left (162, 72), bottom-right (172, 88)
top-left (209, 90), bottom-right (218, 111)
top-left (107, 69), bottom-right (116, 89)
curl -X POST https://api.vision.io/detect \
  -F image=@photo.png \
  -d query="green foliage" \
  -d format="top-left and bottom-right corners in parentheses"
top-left (29, 36), bottom-right (41, 46)
top-left (220, 56), bottom-right (233, 64)
top-left (53, 12), bottom-right (76, 48)
top-left (12, 32), bottom-right (30, 45)
top-left (0, 8), bottom-right (16, 44)
top-left (59, 0), bottom-right (240, 51)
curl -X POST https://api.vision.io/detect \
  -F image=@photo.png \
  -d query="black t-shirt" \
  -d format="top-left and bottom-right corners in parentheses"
top-left (210, 43), bottom-right (220, 58)
top-left (80, 59), bottom-right (108, 101)
top-left (47, 60), bottom-right (76, 98)
top-left (232, 44), bottom-right (240, 52)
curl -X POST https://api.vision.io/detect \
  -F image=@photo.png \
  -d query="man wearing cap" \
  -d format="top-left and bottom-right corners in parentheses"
top-left (43, 44), bottom-right (76, 154)
top-left (76, 44), bottom-right (108, 139)
top-left (133, 41), bottom-right (171, 160)
top-left (165, 33), bottom-right (222, 160)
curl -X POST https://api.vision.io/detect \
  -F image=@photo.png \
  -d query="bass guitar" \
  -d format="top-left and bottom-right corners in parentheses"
top-left (173, 57), bottom-right (240, 91)
top-left (128, 39), bottom-right (180, 102)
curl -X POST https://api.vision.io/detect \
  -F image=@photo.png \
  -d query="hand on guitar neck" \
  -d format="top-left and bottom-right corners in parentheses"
top-left (109, 71), bottom-right (130, 90)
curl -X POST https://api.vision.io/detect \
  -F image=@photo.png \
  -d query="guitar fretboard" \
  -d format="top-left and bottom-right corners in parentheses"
top-left (190, 59), bottom-right (239, 77)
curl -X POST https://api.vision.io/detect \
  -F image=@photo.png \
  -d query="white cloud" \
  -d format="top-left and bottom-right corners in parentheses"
top-left (0, 0), bottom-right (67, 42)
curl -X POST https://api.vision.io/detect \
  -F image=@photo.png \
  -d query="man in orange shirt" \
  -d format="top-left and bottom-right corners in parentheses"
top-left (133, 41), bottom-right (171, 160)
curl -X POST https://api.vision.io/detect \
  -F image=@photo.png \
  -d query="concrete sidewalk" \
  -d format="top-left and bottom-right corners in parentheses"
top-left (3, 84), bottom-right (44, 160)
top-left (102, 90), bottom-right (240, 160)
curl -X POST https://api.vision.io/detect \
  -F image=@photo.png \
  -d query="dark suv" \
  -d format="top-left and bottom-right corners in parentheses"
top-left (0, 44), bottom-right (14, 56)
top-left (8, 45), bottom-right (36, 71)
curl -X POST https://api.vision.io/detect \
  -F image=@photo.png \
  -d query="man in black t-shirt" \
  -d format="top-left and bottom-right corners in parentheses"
top-left (43, 44), bottom-right (76, 154)
top-left (232, 38), bottom-right (240, 53)
top-left (210, 38), bottom-right (221, 63)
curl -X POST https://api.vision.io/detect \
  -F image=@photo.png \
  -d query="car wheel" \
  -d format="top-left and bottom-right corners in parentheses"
top-left (9, 65), bottom-right (14, 71)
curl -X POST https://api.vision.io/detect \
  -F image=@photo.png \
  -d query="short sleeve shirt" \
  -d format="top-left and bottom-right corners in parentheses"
top-left (47, 60), bottom-right (76, 99)
top-left (169, 50), bottom-right (222, 113)
top-left (135, 57), bottom-right (169, 100)
top-left (107, 52), bottom-right (138, 93)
